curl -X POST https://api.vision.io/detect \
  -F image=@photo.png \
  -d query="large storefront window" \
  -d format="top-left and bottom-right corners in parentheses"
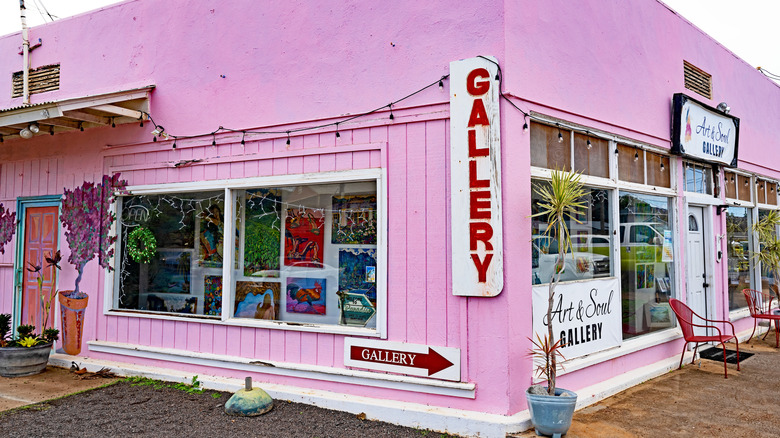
top-left (726, 207), bottom-right (752, 310)
top-left (531, 181), bottom-right (612, 285)
top-left (619, 192), bottom-right (675, 339)
top-left (758, 209), bottom-right (775, 297)
top-left (115, 180), bottom-right (380, 329)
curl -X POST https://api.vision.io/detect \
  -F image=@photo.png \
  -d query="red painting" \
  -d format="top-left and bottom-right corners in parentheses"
top-left (284, 208), bottom-right (325, 268)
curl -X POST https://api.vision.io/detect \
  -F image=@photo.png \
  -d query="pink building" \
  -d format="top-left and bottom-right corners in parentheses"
top-left (0, 1), bottom-right (778, 436)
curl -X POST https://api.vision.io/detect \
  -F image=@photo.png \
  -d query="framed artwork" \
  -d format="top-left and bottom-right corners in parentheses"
top-left (234, 281), bottom-right (280, 320)
top-left (203, 275), bottom-right (222, 316)
top-left (198, 202), bottom-right (225, 268)
top-left (645, 264), bottom-right (655, 289)
top-left (636, 264), bottom-right (646, 290)
top-left (242, 189), bottom-right (281, 275)
top-left (286, 277), bottom-right (326, 315)
top-left (339, 248), bottom-right (377, 306)
top-left (149, 249), bottom-right (192, 294)
top-left (645, 302), bottom-right (673, 328)
top-left (331, 195), bottom-right (377, 244)
top-left (284, 208), bottom-right (325, 268)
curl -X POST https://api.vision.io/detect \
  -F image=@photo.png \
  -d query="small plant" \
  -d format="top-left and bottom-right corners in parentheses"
top-left (753, 210), bottom-right (780, 302)
top-left (0, 313), bottom-right (59, 348)
top-left (125, 375), bottom-right (205, 394)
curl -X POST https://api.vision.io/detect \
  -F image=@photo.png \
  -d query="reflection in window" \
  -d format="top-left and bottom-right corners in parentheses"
top-left (684, 162), bottom-right (712, 194)
top-left (531, 182), bottom-right (612, 285)
top-left (116, 191), bottom-right (225, 316)
top-left (758, 210), bottom-right (775, 298)
top-left (726, 207), bottom-right (752, 310)
top-left (619, 192), bottom-right (675, 339)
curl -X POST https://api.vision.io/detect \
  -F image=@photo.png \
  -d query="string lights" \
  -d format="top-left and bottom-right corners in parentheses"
top-left (140, 74), bottom-right (450, 150)
top-left (557, 123), bottom-right (563, 143)
top-left (634, 149), bottom-right (639, 162)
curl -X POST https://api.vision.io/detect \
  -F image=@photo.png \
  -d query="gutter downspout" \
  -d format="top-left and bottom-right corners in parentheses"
top-left (20, 0), bottom-right (30, 105)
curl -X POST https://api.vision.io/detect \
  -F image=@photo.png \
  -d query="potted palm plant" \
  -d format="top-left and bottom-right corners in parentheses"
top-left (0, 251), bottom-right (61, 377)
top-left (753, 210), bottom-right (780, 302)
top-left (58, 174), bottom-right (126, 355)
top-left (526, 170), bottom-right (586, 437)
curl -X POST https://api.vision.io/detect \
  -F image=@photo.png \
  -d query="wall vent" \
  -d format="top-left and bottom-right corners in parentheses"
top-left (12, 64), bottom-right (60, 98)
top-left (683, 61), bottom-right (712, 99)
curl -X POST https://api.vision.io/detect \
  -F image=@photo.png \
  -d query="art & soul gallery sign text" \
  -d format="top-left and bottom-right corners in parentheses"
top-left (532, 278), bottom-right (622, 359)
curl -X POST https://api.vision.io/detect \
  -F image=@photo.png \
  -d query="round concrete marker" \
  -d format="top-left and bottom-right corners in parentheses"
top-left (224, 377), bottom-right (273, 417)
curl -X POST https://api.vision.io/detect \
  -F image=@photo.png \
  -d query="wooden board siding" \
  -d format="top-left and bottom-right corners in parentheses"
top-left (97, 114), bottom-right (466, 376)
top-left (0, 157), bottom-right (64, 316)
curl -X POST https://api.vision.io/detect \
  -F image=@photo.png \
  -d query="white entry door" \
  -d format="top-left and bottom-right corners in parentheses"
top-left (686, 206), bottom-right (710, 336)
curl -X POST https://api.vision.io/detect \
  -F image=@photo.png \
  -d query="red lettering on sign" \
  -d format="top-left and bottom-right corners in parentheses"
top-left (471, 253), bottom-right (493, 282)
top-left (469, 222), bottom-right (494, 251)
top-left (470, 191), bottom-right (491, 219)
top-left (466, 68), bottom-right (490, 96)
top-left (468, 129), bottom-right (489, 157)
top-left (350, 345), bottom-right (454, 376)
top-left (469, 160), bottom-right (489, 188)
top-left (468, 99), bottom-right (490, 127)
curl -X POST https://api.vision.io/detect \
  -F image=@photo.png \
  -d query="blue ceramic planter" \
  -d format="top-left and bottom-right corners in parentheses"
top-left (526, 387), bottom-right (578, 438)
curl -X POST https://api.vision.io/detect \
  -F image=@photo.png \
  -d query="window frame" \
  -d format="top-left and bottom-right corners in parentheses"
top-left (104, 168), bottom-right (389, 338)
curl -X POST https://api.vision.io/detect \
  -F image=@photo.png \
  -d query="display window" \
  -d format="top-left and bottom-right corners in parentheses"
top-left (757, 209), bottom-right (777, 298)
top-left (618, 192), bottom-right (676, 339)
top-left (531, 181), bottom-right (612, 285)
top-left (726, 206), bottom-right (753, 310)
top-left (756, 180), bottom-right (778, 206)
top-left (724, 171), bottom-right (752, 202)
top-left (683, 161), bottom-right (712, 195)
top-left (113, 176), bottom-right (382, 331)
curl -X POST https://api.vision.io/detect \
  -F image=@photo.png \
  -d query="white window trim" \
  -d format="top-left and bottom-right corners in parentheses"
top-left (103, 168), bottom-right (389, 338)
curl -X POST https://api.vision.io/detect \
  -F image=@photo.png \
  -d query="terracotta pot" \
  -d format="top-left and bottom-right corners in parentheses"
top-left (59, 291), bottom-right (88, 356)
top-left (0, 342), bottom-right (53, 377)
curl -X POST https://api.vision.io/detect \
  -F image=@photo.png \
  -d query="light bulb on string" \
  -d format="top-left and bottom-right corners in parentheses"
top-left (79, 122), bottom-right (84, 132)
top-left (335, 123), bottom-right (341, 138)
top-left (111, 118), bottom-right (116, 128)
top-left (286, 131), bottom-right (291, 145)
top-left (614, 147), bottom-right (619, 156)
top-left (172, 139), bottom-right (177, 149)
top-left (634, 150), bottom-right (639, 162)
top-left (389, 104), bottom-right (394, 121)
top-left (49, 126), bottom-right (54, 136)
top-left (212, 133), bottom-right (217, 147)
top-left (745, 179), bottom-right (749, 187)
top-left (587, 138), bottom-right (592, 150)
top-left (660, 161), bottom-right (665, 172)
top-left (557, 124), bottom-right (563, 143)
top-left (240, 131), bottom-right (246, 146)
top-left (438, 78), bottom-right (444, 89)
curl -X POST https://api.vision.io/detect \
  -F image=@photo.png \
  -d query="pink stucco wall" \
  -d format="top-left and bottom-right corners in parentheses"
top-left (1, 0), bottom-right (779, 419)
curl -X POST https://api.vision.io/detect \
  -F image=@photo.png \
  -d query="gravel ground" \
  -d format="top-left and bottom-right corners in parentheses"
top-left (0, 380), bottom-right (453, 438)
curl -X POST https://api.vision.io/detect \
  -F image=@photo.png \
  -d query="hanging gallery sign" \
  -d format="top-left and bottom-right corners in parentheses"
top-left (449, 55), bottom-right (504, 297)
top-left (344, 338), bottom-right (461, 381)
top-left (671, 93), bottom-right (740, 167)
top-left (531, 277), bottom-right (622, 360)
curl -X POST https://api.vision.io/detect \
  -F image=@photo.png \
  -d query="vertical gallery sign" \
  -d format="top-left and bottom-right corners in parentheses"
top-left (450, 56), bottom-right (503, 297)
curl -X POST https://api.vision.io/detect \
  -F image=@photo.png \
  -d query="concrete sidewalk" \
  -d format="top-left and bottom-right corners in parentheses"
top-left (0, 366), bottom-right (119, 411)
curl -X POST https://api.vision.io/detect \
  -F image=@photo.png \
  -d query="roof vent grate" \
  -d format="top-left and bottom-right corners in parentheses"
top-left (683, 61), bottom-right (712, 100)
top-left (12, 64), bottom-right (60, 98)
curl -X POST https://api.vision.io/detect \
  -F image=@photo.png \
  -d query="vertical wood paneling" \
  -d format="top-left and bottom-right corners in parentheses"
top-left (138, 318), bottom-right (151, 345)
top-left (272, 157), bottom-right (288, 175)
top-left (352, 127), bottom-right (370, 144)
top-left (199, 323), bottom-right (214, 353)
top-left (186, 323), bottom-right (200, 351)
top-left (161, 320), bottom-right (176, 349)
top-left (369, 150), bottom-right (382, 168)
top-left (302, 155), bottom-right (319, 173)
top-left (212, 324), bottom-right (227, 355)
top-left (116, 316), bottom-right (129, 344)
top-left (253, 328), bottom-right (270, 360)
top-left (285, 331), bottom-right (301, 363)
top-left (335, 152), bottom-right (352, 171)
top-left (173, 321), bottom-right (187, 350)
top-left (386, 124), bottom-right (408, 340)
top-left (239, 327), bottom-right (254, 357)
top-left (149, 319), bottom-right (164, 347)
top-left (319, 153), bottom-right (336, 171)
top-left (105, 315), bottom-right (118, 343)
top-left (405, 122), bottom-right (427, 343)
top-left (287, 156), bottom-right (303, 174)
top-left (352, 151), bottom-right (370, 169)
top-left (299, 333), bottom-right (318, 365)
top-left (224, 326), bottom-right (242, 356)
top-left (425, 120), bottom-right (447, 347)
top-left (315, 333), bottom-right (334, 366)
top-left (269, 330), bottom-right (285, 361)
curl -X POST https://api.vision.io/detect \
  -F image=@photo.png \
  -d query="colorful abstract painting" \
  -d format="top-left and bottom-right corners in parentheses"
top-left (339, 248), bottom-right (377, 306)
top-left (286, 277), bottom-right (326, 315)
top-left (203, 275), bottom-right (222, 316)
top-left (234, 281), bottom-right (280, 320)
top-left (331, 195), bottom-right (377, 244)
top-left (243, 190), bottom-right (281, 275)
top-left (284, 208), bottom-right (324, 268)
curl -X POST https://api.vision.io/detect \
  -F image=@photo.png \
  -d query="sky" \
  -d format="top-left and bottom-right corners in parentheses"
top-left (0, 0), bottom-right (779, 82)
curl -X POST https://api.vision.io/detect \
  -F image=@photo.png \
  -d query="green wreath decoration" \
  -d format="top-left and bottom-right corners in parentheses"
top-left (128, 227), bottom-right (157, 264)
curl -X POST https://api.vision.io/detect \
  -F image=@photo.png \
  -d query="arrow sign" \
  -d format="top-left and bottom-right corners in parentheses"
top-left (344, 338), bottom-right (461, 381)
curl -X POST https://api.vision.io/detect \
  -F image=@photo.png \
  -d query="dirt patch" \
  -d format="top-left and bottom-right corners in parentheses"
top-left (0, 379), bottom-right (451, 438)
top-left (516, 334), bottom-right (780, 437)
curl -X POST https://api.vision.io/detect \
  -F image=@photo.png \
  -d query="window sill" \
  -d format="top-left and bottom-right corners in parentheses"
top-left (729, 307), bottom-right (750, 321)
top-left (104, 309), bottom-right (383, 338)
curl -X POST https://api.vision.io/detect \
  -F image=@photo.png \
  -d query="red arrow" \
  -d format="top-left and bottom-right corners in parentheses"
top-left (350, 346), bottom-right (454, 376)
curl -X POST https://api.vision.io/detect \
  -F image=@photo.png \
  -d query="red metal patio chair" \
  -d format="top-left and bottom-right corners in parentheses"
top-left (668, 298), bottom-right (740, 378)
top-left (742, 288), bottom-right (780, 348)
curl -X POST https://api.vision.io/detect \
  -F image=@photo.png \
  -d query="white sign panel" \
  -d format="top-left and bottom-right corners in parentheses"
top-left (449, 56), bottom-right (503, 297)
top-left (344, 338), bottom-right (461, 382)
top-left (531, 278), bottom-right (622, 360)
top-left (671, 93), bottom-right (740, 167)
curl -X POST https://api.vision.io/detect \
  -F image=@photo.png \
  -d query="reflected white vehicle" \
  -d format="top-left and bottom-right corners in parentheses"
top-left (532, 236), bottom-right (611, 284)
